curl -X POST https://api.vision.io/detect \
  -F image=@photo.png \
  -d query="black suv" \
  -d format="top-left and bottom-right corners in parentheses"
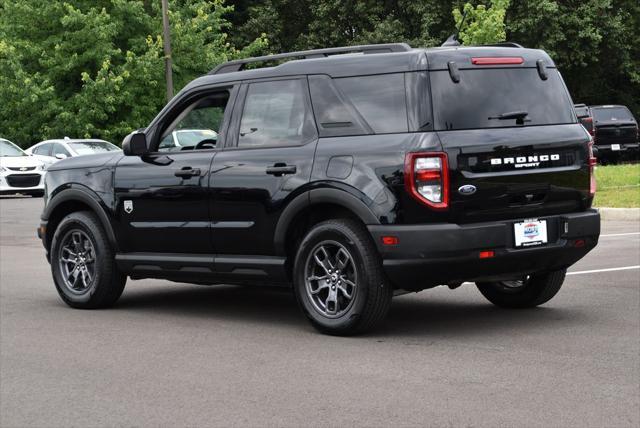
top-left (590, 105), bottom-right (639, 162)
top-left (38, 43), bottom-right (600, 335)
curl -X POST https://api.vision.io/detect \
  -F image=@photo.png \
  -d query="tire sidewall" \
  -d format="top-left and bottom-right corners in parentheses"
top-left (294, 223), bottom-right (371, 331)
top-left (50, 214), bottom-right (104, 305)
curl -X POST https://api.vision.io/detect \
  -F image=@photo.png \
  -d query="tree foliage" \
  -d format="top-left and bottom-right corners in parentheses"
top-left (0, 0), bottom-right (638, 147)
top-left (0, 0), bottom-right (266, 146)
top-left (454, 0), bottom-right (510, 45)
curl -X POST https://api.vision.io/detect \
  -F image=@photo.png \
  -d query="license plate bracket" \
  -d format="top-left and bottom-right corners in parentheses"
top-left (514, 219), bottom-right (548, 248)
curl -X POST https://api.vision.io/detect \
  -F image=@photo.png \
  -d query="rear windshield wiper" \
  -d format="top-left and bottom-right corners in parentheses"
top-left (488, 110), bottom-right (530, 125)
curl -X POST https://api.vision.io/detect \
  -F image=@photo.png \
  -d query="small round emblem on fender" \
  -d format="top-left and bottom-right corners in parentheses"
top-left (458, 184), bottom-right (477, 195)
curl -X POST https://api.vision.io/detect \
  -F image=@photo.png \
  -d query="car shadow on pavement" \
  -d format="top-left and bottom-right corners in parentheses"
top-left (113, 282), bottom-right (589, 338)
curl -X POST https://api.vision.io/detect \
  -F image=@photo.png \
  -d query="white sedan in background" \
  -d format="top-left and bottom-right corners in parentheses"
top-left (0, 138), bottom-right (47, 196)
top-left (26, 138), bottom-right (120, 167)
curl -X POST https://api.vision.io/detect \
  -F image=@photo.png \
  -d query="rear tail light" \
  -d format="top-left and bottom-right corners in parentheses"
top-left (405, 152), bottom-right (449, 210)
top-left (584, 117), bottom-right (595, 136)
top-left (588, 137), bottom-right (597, 197)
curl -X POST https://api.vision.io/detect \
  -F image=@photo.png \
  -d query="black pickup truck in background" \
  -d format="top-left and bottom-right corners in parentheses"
top-left (590, 105), bottom-right (639, 163)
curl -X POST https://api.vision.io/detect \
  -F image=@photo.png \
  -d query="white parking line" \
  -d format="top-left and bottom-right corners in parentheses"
top-left (567, 265), bottom-right (640, 276)
top-left (600, 232), bottom-right (640, 237)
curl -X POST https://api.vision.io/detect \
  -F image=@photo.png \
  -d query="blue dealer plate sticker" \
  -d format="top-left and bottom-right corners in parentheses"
top-left (514, 219), bottom-right (548, 247)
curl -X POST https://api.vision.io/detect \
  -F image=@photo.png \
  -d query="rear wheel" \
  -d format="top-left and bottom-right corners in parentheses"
top-left (293, 219), bottom-right (392, 335)
top-left (476, 269), bottom-right (566, 308)
top-left (50, 211), bottom-right (126, 308)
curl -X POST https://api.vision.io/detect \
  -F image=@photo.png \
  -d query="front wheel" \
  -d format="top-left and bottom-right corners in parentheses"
top-left (50, 211), bottom-right (126, 309)
top-left (293, 219), bottom-right (392, 335)
top-left (476, 269), bottom-right (567, 308)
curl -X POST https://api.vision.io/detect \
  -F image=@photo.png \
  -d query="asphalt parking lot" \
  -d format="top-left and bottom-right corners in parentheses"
top-left (1, 196), bottom-right (638, 427)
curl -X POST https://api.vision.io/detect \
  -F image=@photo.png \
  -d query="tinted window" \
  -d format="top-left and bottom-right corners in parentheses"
top-left (33, 143), bottom-right (52, 156)
top-left (574, 106), bottom-right (590, 118)
top-left (159, 92), bottom-right (229, 152)
top-left (308, 75), bottom-right (369, 137)
top-left (238, 79), bottom-right (315, 148)
top-left (430, 68), bottom-right (574, 130)
top-left (335, 74), bottom-right (408, 133)
top-left (53, 143), bottom-right (71, 157)
top-left (592, 107), bottom-right (635, 122)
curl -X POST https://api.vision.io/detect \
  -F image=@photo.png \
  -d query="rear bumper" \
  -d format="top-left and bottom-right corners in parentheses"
top-left (368, 210), bottom-right (600, 289)
top-left (595, 143), bottom-right (639, 153)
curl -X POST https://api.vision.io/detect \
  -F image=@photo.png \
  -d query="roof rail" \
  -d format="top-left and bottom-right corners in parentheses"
top-left (209, 43), bottom-right (413, 75)
top-left (484, 42), bottom-right (524, 48)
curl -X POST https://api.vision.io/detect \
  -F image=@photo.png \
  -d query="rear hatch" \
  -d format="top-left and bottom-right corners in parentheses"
top-left (427, 49), bottom-right (591, 223)
top-left (592, 106), bottom-right (638, 146)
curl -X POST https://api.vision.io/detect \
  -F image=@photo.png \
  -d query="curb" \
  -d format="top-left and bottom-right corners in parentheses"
top-left (597, 207), bottom-right (640, 222)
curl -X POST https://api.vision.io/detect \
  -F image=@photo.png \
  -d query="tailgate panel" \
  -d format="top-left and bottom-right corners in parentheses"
top-left (438, 124), bottom-right (591, 223)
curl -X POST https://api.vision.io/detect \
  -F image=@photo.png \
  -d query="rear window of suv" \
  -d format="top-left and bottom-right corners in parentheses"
top-left (430, 68), bottom-right (574, 131)
top-left (592, 107), bottom-right (634, 122)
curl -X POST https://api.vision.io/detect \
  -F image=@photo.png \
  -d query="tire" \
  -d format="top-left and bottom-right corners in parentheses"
top-left (50, 211), bottom-right (126, 309)
top-left (293, 219), bottom-right (392, 335)
top-left (476, 269), bottom-right (566, 309)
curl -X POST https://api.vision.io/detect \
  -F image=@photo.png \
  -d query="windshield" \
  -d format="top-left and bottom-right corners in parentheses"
top-left (430, 68), bottom-right (574, 130)
top-left (0, 140), bottom-right (27, 157)
top-left (592, 107), bottom-right (634, 122)
top-left (68, 141), bottom-right (120, 155)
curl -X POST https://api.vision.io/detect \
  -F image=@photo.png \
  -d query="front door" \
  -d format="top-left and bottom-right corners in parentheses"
top-left (210, 78), bottom-right (318, 256)
top-left (114, 87), bottom-right (236, 254)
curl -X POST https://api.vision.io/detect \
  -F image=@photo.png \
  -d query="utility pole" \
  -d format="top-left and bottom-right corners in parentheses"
top-left (161, 0), bottom-right (174, 102)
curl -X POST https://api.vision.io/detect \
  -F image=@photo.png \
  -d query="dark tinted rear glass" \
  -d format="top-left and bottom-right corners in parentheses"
top-left (574, 106), bottom-right (590, 118)
top-left (430, 68), bottom-right (574, 130)
top-left (334, 74), bottom-right (408, 133)
top-left (592, 107), bottom-right (634, 122)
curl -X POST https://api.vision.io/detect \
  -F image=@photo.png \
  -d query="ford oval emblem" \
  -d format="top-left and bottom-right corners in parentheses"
top-left (458, 184), bottom-right (477, 195)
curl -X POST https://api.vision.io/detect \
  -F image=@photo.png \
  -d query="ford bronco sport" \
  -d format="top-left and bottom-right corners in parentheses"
top-left (38, 43), bottom-right (600, 335)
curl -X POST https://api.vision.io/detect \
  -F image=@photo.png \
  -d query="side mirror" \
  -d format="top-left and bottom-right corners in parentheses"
top-left (55, 153), bottom-right (68, 160)
top-left (122, 131), bottom-right (148, 156)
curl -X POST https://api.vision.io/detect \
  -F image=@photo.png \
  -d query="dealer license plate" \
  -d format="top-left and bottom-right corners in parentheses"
top-left (514, 219), bottom-right (548, 247)
top-left (611, 144), bottom-right (621, 151)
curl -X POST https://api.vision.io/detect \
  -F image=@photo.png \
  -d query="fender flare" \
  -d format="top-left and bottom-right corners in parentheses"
top-left (273, 187), bottom-right (380, 255)
top-left (43, 188), bottom-right (118, 250)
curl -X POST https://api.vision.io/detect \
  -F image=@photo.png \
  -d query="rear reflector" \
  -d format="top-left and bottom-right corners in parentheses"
top-left (472, 57), bottom-right (524, 65)
top-left (479, 250), bottom-right (495, 259)
top-left (574, 239), bottom-right (586, 248)
top-left (381, 236), bottom-right (399, 246)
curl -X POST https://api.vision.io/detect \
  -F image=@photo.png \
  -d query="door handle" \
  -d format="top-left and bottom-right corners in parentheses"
top-left (174, 167), bottom-right (201, 178)
top-left (266, 163), bottom-right (297, 176)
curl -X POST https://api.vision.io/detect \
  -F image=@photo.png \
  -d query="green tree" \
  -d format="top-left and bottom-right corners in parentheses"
top-left (453, 0), bottom-right (510, 45)
top-left (507, 0), bottom-right (640, 120)
top-left (0, 0), bottom-right (266, 147)
top-left (227, 0), bottom-right (457, 52)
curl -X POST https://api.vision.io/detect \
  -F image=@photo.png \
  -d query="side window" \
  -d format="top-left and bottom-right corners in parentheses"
top-left (334, 73), bottom-right (408, 133)
top-left (308, 75), bottom-right (370, 137)
top-left (158, 91), bottom-right (229, 152)
top-left (52, 143), bottom-right (70, 157)
top-left (238, 79), bottom-right (316, 148)
top-left (33, 143), bottom-right (52, 156)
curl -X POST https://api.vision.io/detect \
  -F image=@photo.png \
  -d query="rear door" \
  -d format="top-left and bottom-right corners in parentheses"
top-left (428, 63), bottom-right (590, 224)
top-left (210, 77), bottom-right (318, 256)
